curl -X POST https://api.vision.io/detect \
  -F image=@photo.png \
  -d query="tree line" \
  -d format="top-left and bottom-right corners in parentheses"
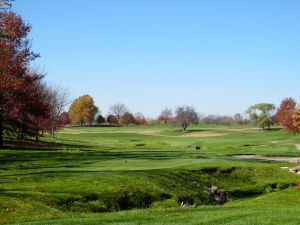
top-left (0, 1), bottom-right (69, 147)
top-left (67, 96), bottom-right (300, 134)
top-left (156, 99), bottom-right (300, 133)
top-left (67, 96), bottom-right (147, 127)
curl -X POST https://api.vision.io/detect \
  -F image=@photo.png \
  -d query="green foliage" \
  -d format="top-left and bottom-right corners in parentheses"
top-left (246, 103), bottom-right (276, 130)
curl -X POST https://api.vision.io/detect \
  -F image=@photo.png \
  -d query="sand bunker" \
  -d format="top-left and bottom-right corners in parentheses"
top-left (127, 130), bottom-right (163, 136)
top-left (61, 128), bottom-right (225, 138)
top-left (61, 128), bottom-right (164, 136)
top-left (223, 128), bottom-right (260, 132)
top-left (179, 132), bottom-right (226, 137)
top-left (296, 144), bottom-right (300, 151)
top-left (233, 154), bottom-right (300, 163)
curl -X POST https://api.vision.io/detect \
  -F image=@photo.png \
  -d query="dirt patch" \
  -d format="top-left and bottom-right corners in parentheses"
top-left (223, 128), bottom-right (261, 132)
top-left (61, 128), bottom-right (83, 134)
top-left (296, 144), bottom-right (300, 151)
top-left (179, 132), bottom-right (226, 137)
top-left (232, 154), bottom-right (300, 163)
top-left (129, 130), bottom-right (163, 136)
top-left (61, 129), bottom-right (164, 136)
top-left (61, 129), bottom-right (226, 138)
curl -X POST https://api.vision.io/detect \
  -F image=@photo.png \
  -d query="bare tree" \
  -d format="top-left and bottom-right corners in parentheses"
top-left (110, 103), bottom-right (127, 126)
top-left (172, 106), bottom-right (198, 131)
top-left (135, 112), bottom-right (147, 125)
top-left (198, 113), bottom-right (205, 124)
top-left (0, 0), bottom-right (13, 9)
top-left (158, 108), bottom-right (173, 124)
top-left (44, 84), bottom-right (69, 138)
top-left (234, 113), bottom-right (243, 125)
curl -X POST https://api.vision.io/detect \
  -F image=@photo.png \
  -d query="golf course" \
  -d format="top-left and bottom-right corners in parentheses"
top-left (1, 0), bottom-right (300, 224)
top-left (1, 124), bottom-right (300, 225)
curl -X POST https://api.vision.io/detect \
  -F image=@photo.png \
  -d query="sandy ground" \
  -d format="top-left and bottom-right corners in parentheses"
top-left (61, 128), bottom-right (225, 138)
top-left (61, 128), bottom-right (163, 136)
top-left (179, 132), bottom-right (225, 137)
top-left (233, 154), bottom-right (300, 163)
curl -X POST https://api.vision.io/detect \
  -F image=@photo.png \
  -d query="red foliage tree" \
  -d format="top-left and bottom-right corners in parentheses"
top-left (106, 114), bottom-right (118, 125)
top-left (275, 98), bottom-right (297, 124)
top-left (134, 112), bottom-right (147, 125)
top-left (57, 112), bottom-right (70, 128)
top-left (0, 11), bottom-right (40, 147)
top-left (275, 98), bottom-right (300, 133)
top-left (120, 112), bottom-right (136, 126)
top-left (283, 107), bottom-right (300, 134)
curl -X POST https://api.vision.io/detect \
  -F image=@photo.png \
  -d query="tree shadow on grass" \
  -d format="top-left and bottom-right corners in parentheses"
top-left (182, 129), bottom-right (208, 133)
top-left (2, 140), bottom-right (91, 151)
top-left (264, 128), bottom-right (282, 132)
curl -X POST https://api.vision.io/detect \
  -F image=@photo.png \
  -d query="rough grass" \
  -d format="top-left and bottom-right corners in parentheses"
top-left (1, 124), bottom-right (300, 224)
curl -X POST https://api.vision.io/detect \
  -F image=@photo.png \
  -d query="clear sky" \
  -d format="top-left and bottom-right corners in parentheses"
top-left (13, 0), bottom-right (300, 117)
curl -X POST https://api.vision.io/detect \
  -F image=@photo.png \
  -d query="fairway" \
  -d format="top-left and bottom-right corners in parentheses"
top-left (1, 125), bottom-right (300, 224)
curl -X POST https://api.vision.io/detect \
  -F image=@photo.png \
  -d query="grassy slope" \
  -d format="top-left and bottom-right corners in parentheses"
top-left (9, 188), bottom-right (300, 225)
top-left (1, 125), bottom-right (300, 224)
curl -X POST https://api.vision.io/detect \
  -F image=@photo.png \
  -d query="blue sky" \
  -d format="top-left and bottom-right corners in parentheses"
top-left (13, 0), bottom-right (300, 117)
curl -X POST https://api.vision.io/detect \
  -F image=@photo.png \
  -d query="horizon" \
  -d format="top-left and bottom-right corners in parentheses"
top-left (13, 0), bottom-right (300, 117)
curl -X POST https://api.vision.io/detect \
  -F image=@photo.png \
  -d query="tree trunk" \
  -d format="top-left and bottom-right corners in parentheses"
top-left (0, 114), bottom-right (3, 148)
top-left (51, 121), bottom-right (55, 138)
top-left (35, 123), bottom-right (39, 141)
top-left (51, 126), bottom-right (55, 138)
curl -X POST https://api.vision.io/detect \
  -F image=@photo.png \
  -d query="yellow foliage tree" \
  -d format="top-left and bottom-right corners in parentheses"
top-left (292, 106), bottom-right (300, 133)
top-left (68, 95), bottom-right (98, 125)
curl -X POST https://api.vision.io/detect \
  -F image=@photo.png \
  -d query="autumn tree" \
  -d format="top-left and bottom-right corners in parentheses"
top-left (69, 95), bottom-right (98, 125)
top-left (57, 112), bottom-right (70, 128)
top-left (106, 114), bottom-right (118, 125)
top-left (292, 107), bottom-right (300, 133)
top-left (135, 112), bottom-right (147, 125)
top-left (158, 108), bottom-right (173, 124)
top-left (246, 103), bottom-right (276, 130)
top-left (19, 71), bottom-right (50, 140)
top-left (172, 106), bottom-right (198, 131)
top-left (275, 98), bottom-right (297, 124)
top-left (280, 105), bottom-right (300, 134)
top-left (0, 11), bottom-right (40, 147)
top-left (120, 112), bottom-right (136, 126)
top-left (110, 103), bottom-right (127, 126)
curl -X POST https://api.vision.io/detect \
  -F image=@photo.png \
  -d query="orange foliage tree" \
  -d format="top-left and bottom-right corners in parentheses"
top-left (68, 95), bottom-right (98, 125)
top-left (275, 98), bottom-right (297, 124)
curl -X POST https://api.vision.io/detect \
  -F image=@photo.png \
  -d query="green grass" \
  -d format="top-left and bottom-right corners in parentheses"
top-left (8, 188), bottom-right (300, 225)
top-left (1, 124), bottom-right (300, 224)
